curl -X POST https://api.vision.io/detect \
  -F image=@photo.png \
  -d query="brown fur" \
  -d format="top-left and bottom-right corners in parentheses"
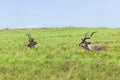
top-left (79, 42), bottom-right (105, 51)
top-left (90, 44), bottom-right (105, 51)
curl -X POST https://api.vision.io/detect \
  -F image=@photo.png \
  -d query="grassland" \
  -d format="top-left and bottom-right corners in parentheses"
top-left (0, 27), bottom-right (120, 80)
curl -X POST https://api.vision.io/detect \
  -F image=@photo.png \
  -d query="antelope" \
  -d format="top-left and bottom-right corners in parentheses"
top-left (25, 34), bottom-right (37, 48)
top-left (79, 32), bottom-right (105, 51)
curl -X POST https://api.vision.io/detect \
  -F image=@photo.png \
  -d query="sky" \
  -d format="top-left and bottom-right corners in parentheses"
top-left (0, 0), bottom-right (120, 29)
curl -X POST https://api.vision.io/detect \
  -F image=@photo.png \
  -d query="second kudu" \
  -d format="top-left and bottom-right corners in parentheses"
top-left (79, 32), bottom-right (105, 51)
top-left (26, 34), bottom-right (37, 48)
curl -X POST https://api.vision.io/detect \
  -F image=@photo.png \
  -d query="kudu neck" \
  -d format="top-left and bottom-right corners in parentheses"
top-left (83, 42), bottom-right (91, 51)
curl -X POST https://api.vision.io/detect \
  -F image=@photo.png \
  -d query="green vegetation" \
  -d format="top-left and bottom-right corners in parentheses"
top-left (0, 27), bottom-right (120, 80)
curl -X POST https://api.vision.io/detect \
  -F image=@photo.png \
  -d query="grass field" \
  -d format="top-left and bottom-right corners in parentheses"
top-left (0, 27), bottom-right (120, 80)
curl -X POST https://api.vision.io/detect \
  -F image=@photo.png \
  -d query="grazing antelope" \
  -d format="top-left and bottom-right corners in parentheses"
top-left (25, 34), bottom-right (37, 48)
top-left (79, 32), bottom-right (105, 51)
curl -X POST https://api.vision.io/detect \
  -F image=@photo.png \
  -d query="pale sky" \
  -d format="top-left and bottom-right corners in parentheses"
top-left (0, 0), bottom-right (120, 28)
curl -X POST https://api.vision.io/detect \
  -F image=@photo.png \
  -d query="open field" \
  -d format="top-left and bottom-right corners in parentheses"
top-left (0, 27), bottom-right (120, 80)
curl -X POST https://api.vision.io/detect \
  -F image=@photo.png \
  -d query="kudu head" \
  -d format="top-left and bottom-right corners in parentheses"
top-left (26, 34), bottom-right (37, 48)
top-left (79, 32), bottom-right (96, 50)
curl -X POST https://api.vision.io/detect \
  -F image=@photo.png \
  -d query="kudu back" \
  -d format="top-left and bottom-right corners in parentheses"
top-left (79, 32), bottom-right (105, 51)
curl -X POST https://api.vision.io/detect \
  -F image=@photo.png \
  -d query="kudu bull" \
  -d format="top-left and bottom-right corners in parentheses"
top-left (25, 34), bottom-right (37, 48)
top-left (79, 32), bottom-right (105, 51)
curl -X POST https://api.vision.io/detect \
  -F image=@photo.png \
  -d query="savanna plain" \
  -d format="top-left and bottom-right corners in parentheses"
top-left (0, 27), bottom-right (120, 80)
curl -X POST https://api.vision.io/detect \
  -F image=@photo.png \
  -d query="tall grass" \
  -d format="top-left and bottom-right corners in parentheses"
top-left (0, 28), bottom-right (120, 80)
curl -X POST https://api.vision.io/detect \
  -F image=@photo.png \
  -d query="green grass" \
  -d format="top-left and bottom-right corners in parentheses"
top-left (0, 27), bottom-right (120, 80)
